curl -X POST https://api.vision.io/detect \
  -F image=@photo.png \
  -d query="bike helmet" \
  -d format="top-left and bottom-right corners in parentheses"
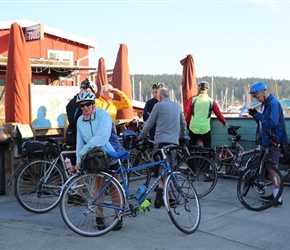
top-left (152, 82), bottom-right (164, 89)
top-left (198, 81), bottom-right (210, 90)
top-left (80, 78), bottom-right (97, 93)
top-left (76, 92), bottom-right (96, 103)
top-left (249, 81), bottom-right (267, 94)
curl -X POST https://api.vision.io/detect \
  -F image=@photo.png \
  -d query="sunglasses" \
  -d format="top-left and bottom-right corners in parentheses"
top-left (79, 102), bottom-right (93, 108)
top-left (251, 93), bottom-right (260, 98)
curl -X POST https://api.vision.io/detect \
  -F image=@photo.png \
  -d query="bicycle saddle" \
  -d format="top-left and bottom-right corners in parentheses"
top-left (106, 150), bottom-right (130, 160)
top-left (229, 125), bottom-right (241, 130)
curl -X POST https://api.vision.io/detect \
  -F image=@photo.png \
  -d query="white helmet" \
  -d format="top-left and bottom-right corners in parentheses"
top-left (76, 92), bottom-right (96, 103)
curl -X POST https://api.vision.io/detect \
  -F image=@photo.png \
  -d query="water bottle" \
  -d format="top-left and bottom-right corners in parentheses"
top-left (134, 184), bottom-right (147, 200)
top-left (65, 157), bottom-right (72, 175)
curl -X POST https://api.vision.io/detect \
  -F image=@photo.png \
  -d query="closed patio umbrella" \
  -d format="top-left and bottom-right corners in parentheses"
top-left (5, 22), bottom-right (31, 124)
top-left (95, 57), bottom-right (108, 98)
top-left (180, 54), bottom-right (197, 111)
top-left (111, 43), bottom-right (134, 120)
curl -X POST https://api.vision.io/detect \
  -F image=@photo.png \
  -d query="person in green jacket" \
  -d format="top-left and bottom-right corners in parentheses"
top-left (185, 81), bottom-right (227, 149)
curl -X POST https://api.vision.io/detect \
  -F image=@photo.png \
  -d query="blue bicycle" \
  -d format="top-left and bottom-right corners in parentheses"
top-left (60, 144), bottom-right (201, 236)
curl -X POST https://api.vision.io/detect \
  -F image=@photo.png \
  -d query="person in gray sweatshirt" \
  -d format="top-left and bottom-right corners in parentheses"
top-left (138, 87), bottom-right (187, 208)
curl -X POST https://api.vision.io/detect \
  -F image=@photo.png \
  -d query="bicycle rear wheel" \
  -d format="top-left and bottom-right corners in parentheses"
top-left (60, 172), bottom-right (125, 237)
top-left (14, 158), bottom-right (65, 213)
top-left (164, 172), bottom-right (201, 234)
top-left (175, 155), bottom-right (218, 198)
top-left (237, 162), bottom-right (284, 211)
top-left (126, 152), bottom-right (151, 198)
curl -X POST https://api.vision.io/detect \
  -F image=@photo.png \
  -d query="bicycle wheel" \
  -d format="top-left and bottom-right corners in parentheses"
top-left (175, 155), bottom-right (218, 198)
top-left (237, 162), bottom-right (284, 211)
top-left (164, 172), bottom-right (201, 234)
top-left (60, 172), bottom-right (125, 237)
top-left (131, 151), bottom-right (152, 177)
top-left (14, 158), bottom-right (65, 213)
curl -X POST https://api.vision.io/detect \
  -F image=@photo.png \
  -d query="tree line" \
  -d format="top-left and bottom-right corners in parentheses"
top-left (131, 74), bottom-right (290, 105)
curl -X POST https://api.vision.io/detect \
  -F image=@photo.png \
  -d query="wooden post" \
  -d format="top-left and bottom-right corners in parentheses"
top-left (3, 122), bottom-right (22, 195)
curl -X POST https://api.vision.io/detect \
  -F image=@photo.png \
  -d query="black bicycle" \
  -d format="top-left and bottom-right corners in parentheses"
top-left (237, 133), bottom-right (284, 211)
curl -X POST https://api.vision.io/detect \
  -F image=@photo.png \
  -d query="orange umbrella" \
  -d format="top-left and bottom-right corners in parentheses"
top-left (180, 54), bottom-right (197, 111)
top-left (111, 43), bottom-right (134, 119)
top-left (5, 22), bottom-right (31, 124)
top-left (95, 57), bottom-right (108, 98)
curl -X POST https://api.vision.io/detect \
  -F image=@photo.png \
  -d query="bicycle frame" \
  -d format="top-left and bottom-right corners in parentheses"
top-left (40, 150), bottom-right (76, 189)
top-left (92, 147), bottom-right (183, 210)
top-left (216, 138), bottom-right (260, 173)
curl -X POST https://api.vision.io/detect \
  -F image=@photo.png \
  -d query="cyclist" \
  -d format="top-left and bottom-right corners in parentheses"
top-left (74, 92), bottom-right (123, 230)
top-left (143, 82), bottom-right (164, 179)
top-left (184, 81), bottom-right (226, 181)
top-left (184, 81), bottom-right (227, 149)
top-left (95, 84), bottom-right (132, 128)
top-left (138, 87), bottom-right (187, 209)
top-left (143, 82), bottom-right (164, 141)
top-left (248, 81), bottom-right (288, 206)
top-left (65, 78), bottom-right (97, 165)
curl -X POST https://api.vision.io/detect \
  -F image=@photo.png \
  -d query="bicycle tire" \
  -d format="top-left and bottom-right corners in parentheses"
top-left (175, 155), bottom-right (218, 198)
top-left (237, 162), bottom-right (284, 211)
top-left (14, 158), bottom-right (65, 213)
top-left (60, 172), bottom-right (125, 237)
top-left (164, 172), bottom-right (201, 234)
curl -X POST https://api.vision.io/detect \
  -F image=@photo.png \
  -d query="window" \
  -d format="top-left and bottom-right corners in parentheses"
top-left (47, 50), bottom-right (74, 66)
top-left (0, 77), bottom-right (5, 86)
top-left (33, 78), bottom-right (48, 85)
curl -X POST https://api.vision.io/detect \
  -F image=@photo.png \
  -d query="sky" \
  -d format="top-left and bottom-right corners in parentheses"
top-left (1, 0), bottom-right (290, 80)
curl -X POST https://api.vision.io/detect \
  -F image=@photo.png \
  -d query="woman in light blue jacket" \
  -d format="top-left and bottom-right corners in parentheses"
top-left (73, 91), bottom-right (123, 231)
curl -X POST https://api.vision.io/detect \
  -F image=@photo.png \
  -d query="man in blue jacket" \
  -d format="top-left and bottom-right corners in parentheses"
top-left (248, 81), bottom-right (288, 206)
top-left (142, 82), bottom-right (164, 141)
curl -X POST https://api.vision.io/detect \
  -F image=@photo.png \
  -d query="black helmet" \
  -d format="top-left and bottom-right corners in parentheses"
top-left (152, 82), bottom-right (164, 89)
top-left (80, 78), bottom-right (97, 93)
top-left (198, 81), bottom-right (210, 90)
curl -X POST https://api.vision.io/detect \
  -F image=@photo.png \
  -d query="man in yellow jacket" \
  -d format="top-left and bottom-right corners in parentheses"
top-left (95, 84), bottom-right (132, 127)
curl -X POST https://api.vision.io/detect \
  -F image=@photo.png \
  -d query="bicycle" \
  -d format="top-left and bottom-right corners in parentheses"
top-left (174, 144), bottom-right (218, 198)
top-left (215, 125), bottom-right (261, 178)
top-left (237, 132), bottom-right (284, 211)
top-left (12, 137), bottom-right (78, 213)
top-left (60, 144), bottom-right (201, 236)
top-left (12, 137), bottom-right (134, 214)
top-left (125, 136), bottom-right (219, 199)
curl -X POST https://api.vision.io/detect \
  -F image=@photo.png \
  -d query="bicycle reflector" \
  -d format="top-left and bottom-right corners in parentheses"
top-left (227, 128), bottom-right (237, 136)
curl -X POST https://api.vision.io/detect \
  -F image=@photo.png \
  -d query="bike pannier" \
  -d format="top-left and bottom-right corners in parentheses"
top-left (21, 140), bottom-right (50, 157)
top-left (83, 147), bottom-right (110, 173)
top-left (21, 140), bottom-right (60, 158)
top-left (122, 130), bottom-right (137, 149)
top-left (279, 144), bottom-right (290, 164)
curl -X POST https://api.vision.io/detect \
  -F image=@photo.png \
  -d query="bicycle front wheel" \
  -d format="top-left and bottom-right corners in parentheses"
top-left (14, 158), bottom-right (65, 213)
top-left (164, 172), bottom-right (201, 234)
top-left (237, 162), bottom-right (284, 211)
top-left (175, 155), bottom-right (218, 198)
top-left (60, 172), bottom-right (125, 237)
